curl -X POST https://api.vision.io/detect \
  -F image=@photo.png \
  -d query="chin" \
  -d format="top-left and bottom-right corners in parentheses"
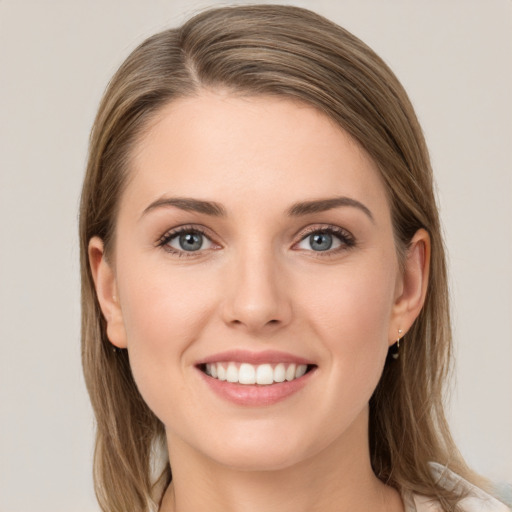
top-left (190, 420), bottom-right (326, 473)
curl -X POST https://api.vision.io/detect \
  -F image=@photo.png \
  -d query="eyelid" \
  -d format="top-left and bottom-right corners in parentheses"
top-left (295, 223), bottom-right (354, 240)
top-left (157, 224), bottom-right (221, 255)
top-left (292, 224), bottom-right (356, 253)
top-left (156, 223), bottom-right (355, 256)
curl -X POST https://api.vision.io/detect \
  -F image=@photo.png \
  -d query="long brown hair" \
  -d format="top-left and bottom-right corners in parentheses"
top-left (80, 5), bottom-right (479, 511)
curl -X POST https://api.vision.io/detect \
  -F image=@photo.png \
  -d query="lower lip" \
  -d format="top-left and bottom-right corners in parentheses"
top-left (197, 367), bottom-right (315, 406)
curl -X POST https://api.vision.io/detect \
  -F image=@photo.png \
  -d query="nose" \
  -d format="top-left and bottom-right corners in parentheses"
top-left (221, 248), bottom-right (292, 334)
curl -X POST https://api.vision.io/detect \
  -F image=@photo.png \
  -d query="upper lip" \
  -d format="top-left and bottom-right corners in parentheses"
top-left (197, 349), bottom-right (315, 366)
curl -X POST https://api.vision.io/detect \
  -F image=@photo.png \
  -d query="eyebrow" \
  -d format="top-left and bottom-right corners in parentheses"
top-left (287, 196), bottom-right (374, 222)
top-left (141, 197), bottom-right (226, 218)
top-left (141, 195), bottom-right (373, 222)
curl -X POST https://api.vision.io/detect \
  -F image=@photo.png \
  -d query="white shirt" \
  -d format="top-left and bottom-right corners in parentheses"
top-left (403, 463), bottom-right (510, 511)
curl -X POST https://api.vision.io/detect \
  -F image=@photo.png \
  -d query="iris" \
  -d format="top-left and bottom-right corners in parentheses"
top-left (309, 233), bottom-right (333, 251)
top-left (179, 232), bottom-right (203, 251)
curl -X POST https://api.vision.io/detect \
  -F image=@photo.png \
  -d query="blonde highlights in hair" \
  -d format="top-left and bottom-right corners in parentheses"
top-left (80, 5), bottom-right (478, 511)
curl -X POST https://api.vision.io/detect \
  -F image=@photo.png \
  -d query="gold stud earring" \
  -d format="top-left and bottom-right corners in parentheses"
top-left (391, 329), bottom-right (403, 360)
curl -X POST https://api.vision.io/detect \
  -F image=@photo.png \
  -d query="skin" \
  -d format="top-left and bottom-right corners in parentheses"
top-left (90, 92), bottom-right (430, 512)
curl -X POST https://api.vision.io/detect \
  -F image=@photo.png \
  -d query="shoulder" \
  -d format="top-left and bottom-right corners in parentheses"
top-left (405, 463), bottom-right (510, 512)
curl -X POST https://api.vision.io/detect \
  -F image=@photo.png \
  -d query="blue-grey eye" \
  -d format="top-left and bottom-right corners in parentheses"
top-left (296, 229), bottom-right (346, 252)
top-left (167, 231), bottom-right (213, 252)
top-left (179, 232), bottom-right (203, 251)
top-left (309, 233), bottom-right (333, 251)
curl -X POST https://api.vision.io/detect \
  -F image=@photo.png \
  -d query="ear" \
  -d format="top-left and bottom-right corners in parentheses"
top-left (389, 228), bottom-right (431, 344)
top-left (88, 236), bottom-right (127, 349)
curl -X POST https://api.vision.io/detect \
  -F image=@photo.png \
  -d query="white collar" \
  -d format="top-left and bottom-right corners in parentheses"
top-left (402, 462), bottom-right (509, 512)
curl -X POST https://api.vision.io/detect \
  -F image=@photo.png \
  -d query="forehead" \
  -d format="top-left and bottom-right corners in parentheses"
top-left (123, 92), bottom-right (388, 217)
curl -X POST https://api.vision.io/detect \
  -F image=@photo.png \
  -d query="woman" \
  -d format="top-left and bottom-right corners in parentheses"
top-left (79, 5), bottom-right (509, 512)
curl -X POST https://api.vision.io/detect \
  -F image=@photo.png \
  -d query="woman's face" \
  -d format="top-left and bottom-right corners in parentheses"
top-left (91, 92), bottom-right (426, 471)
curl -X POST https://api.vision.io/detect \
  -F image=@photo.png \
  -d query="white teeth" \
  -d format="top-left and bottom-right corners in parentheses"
top-left (295, 364), bottom-right (307, 378)
top-left (274, 363), bottom-right (286, 382)
top-left (204, 362), bottom-right (310, 385)
top-left (217, 364), bottom-right (227, 381)
top-left (226, 362), bottom-right (238, 383)
top-left (256, 364), bottom-right (274, 385)
top-left (239, 363), bottom-right (256, 384)
top-left (285, 364), bottom-right (296, 381)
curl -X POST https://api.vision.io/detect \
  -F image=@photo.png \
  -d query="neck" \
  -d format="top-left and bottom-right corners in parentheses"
top-left (159, 410), bottom-right (403, 512)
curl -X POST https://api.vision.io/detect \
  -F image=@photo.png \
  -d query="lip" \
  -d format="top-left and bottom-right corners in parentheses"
top-left (197, 349), bottom-right (314, 366)
top-left (195, 350), bottom-right (317, 406)
top-left (197, 368), bottom-right (315, 406)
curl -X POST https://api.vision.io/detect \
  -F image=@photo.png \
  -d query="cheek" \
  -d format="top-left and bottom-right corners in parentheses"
top-left (297, 251), bottom-right (398, 388)
top-left (114, 256), bottom-right (217, 413)
top-left (118, 252), bottom-right (217, 341)
top-left (306, 263), bottom-right (395, 345)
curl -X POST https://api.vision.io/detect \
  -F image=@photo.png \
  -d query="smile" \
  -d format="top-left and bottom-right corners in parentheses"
top-left (203, 362), bottom-right (310, 385)
top-left (196, 350), bottom-right (317, 405)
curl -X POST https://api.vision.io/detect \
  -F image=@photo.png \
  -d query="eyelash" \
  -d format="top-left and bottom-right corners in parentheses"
top-left (156, 224), bottom-right (356, 257)
top-left (157, 225), bottom-right (214, 258)
top-left (294, 225), bottom-right (356, 256)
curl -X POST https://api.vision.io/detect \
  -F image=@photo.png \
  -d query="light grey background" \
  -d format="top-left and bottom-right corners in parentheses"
top-left (0, 1), bottom-right (510, 511)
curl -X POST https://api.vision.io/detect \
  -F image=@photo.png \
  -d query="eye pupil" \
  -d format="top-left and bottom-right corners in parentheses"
top-left (310, 233), bottom-right (332, 251)
top-left (179, 232), bottom-right (203, 251)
